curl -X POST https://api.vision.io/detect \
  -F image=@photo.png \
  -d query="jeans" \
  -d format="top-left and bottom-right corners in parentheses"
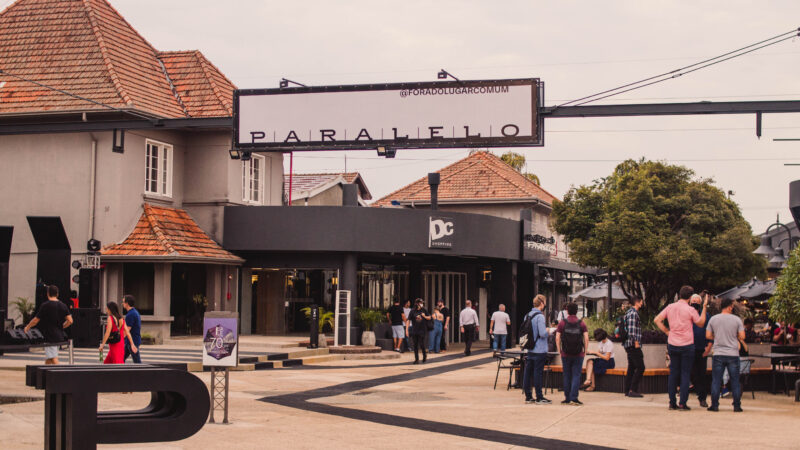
top-left (711, 355), bottom-right (742, 408)
top-left (462, 324), bottom-right (475, 355)
top-left (562, 355), bottom-right (584, 402)
top-left (492, 334), bottom-right (507, 351)
top-left (428, 321), bottom-right (443, 352)
top-left (667, 344), bottom-right (695, 406)
top-left (624, 346), bottom-right (645, 394)
top-left (690, 350), bottom-right (708, 402)
top-left (124, 342), bottom-right (141, 363)
top-left (523, 352), bottom-right (547, 400)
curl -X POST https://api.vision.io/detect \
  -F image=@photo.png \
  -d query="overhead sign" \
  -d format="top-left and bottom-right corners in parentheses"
top-left (429, 216), bottom-right (454, 249)
top-left (522, 219), bottom-right (556, 262)
top-left (234, 78), bottom-right (542, 151)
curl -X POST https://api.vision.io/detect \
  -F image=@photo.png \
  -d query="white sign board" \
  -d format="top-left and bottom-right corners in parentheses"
top-left (234, 79), bottom-right (542, 151)
top-left (334, 290), bottom-right (352, 346)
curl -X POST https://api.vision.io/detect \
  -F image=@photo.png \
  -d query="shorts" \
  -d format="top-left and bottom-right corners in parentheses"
top-left (392, 325), bottom-right (405, 339)
top-left (593, 358), bottom-right (615, 374)
top-left (44, 345), bottom-right (59, 359)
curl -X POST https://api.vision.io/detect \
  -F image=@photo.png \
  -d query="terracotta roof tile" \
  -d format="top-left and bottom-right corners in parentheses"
top-left (158, 50), bottom-right (236, 117)
top-left (0, 0), bottom-right (235, 118)
top-left (102, 204), bottom-right (242, 262)
top-left (372, 151), bottom-right (557, 207)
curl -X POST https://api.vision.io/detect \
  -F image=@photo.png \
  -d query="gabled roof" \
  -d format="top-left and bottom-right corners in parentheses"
top-left (102, 204), bottom-right (242, 264)
top-left (285, 172), bottom-right (373, 201)
top-left (372, 151), bottom-right (557, 207)
top-left (0, 0), bottom-right (235, 118)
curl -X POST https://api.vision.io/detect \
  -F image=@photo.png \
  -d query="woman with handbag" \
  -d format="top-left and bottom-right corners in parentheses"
top-left (428, 306), bottom-right (445, 354)
top-left (99, 301), bottom-right (137, 364)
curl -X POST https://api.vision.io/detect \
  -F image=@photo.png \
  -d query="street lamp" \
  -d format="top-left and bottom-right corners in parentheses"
top-left (753, 214), bottom-right (795, 265)
top-left (768, 248), bottom-right (787, 269)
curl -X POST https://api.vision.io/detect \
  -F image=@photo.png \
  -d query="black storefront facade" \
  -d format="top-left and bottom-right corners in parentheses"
top-left (223, 198), bottom-right (592, 344)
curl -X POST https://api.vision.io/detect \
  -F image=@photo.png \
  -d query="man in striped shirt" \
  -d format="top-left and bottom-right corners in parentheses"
top-left (459, 300), bottom-right (479, 356)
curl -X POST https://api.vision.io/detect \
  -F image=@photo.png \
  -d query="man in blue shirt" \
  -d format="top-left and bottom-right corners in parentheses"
top-left (122, 295), bottom-right (142, 363)
top-left (523, 294), bottom-right (552, 404)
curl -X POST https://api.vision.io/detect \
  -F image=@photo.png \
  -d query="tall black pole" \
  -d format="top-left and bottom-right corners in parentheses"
top-left (607, 268), bottom-right (613, 320)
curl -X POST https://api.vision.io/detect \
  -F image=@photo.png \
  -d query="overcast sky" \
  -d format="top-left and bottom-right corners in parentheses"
top-left (5, 0), bottom-right (799, 232)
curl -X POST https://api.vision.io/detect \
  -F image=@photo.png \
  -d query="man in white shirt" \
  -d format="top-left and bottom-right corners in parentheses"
top-left (459, 300), bottom-right (479, 356)
top-left (489, 304), bottom-right (511, 351)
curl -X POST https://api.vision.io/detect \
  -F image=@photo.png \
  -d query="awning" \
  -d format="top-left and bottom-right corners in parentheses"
top-left (569, 282), bottom-right (629, 301)
top-left (739, 279), bottom-right (777, 301)
top-left (716, 278), bottom-right (758, 300)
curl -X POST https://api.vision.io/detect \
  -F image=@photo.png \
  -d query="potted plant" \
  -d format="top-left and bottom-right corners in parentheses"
top-left (357, 308), bottom-right (385, 347)
top-left (11, 297), bottom-right (35, 328)
top-left (300, 306), bottom-right (335, 347)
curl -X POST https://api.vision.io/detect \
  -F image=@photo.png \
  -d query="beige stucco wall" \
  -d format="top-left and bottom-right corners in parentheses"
top-left (294, 184), bottom-right (343, 206)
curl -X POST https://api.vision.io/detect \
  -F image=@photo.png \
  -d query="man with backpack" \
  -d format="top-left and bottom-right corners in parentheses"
top-left (622, 296), bottom-right (645, 397)
top-left (556, 302), bottom-right (589, 405)
top-left (521, 294), bottom-right (551, 404)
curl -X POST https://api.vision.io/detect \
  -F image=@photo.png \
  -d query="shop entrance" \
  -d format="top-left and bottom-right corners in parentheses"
top-left (251, 268), bottom-right (338, 335)
top-left (422, 271), bottom-right (467, 343)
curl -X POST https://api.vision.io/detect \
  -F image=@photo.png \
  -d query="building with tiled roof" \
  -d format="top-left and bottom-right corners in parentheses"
top-left (0, 0), bottom-right (284, 341)
top-left (285, 172), bottom-right (372, 206)
top-left (0, 0), bottom-right (234, 119)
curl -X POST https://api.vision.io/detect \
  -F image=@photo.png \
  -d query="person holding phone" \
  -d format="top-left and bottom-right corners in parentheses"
top-left (582, 328), bottom-right (615, 392)
top-left (408, 298), bottom-right (431, 364)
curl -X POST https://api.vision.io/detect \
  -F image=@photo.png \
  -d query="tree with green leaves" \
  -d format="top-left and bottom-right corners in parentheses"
top-left (551, 159), bottom-right (765, 313)
top-left (500, 151), bottom-right (540, 185)
top-left (770, 247), bottom-right (800, 324)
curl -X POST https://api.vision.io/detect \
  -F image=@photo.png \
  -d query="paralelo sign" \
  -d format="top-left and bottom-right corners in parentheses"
top-left (234, 79), bottom-right (543, 151)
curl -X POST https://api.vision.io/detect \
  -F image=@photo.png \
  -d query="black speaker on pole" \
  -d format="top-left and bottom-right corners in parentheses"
top-left (71, 308), bottom-right (101, 348)
top-left (78, 268), bottom-right (101, 309)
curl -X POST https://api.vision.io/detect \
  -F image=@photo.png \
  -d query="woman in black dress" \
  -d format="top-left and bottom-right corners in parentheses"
top-left (408, 298), bottom-right (431, 364)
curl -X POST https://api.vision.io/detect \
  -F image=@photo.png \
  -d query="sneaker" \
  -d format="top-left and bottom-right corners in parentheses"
top-left (627, 391), bottom-right (644, 398)
top-left (570, 400), bottom-right (584, 406)
top-left (721, 388), bottom-right (730, 398)
top-left (733, 406), bottom-right (743, 412)
top-left (677, 404), bottom-right (691, 411)
top-left (669, 404), bottom-right (679, 410)
top-left (536, 397), bottom-right (552, 405)
top-left (699, 400), bottom-right (708, 408)
top-left (707, 405), bottom-right (719, 412)
top-left (525, 397), bottom-right (535, 404)
top-left (561, 400), bottom-right (570, 405)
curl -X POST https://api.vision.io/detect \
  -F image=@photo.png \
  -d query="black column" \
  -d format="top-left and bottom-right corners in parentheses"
top-left (338, 253), bottom-right (357, 345)
top-left (0, 226), bottom-right (11, 326)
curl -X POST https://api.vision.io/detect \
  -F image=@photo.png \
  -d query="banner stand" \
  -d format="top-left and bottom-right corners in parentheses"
top-left (203, 311), bottom-right (238, 424)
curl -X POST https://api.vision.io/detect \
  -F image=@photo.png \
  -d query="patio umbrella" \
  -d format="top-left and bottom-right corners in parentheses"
top-left (717, 278), bottom-right (758, 300)
top-left (569, 282), bottom-right (629, 300)
top-left (739, 279), bottom-right (776, 301)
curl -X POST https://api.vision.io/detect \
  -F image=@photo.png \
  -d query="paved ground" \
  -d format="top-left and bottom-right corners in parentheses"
top-left (1, 345), bottom-right (800, 449)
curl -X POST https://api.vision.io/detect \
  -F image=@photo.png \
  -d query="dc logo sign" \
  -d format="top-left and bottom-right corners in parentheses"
top-left (429, 216), bottom-right (454, 249)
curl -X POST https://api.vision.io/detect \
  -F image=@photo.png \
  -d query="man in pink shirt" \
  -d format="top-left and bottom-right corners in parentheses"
top-left (654, 286), bottom-right (708, 411)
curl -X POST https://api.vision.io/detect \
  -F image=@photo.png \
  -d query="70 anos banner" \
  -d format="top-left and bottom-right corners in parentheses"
top-left (233, 78), bottom-right (543, 151)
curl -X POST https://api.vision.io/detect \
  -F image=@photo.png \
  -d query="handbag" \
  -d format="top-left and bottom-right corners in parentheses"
top-left (108, 318), bottom-right (121, 344)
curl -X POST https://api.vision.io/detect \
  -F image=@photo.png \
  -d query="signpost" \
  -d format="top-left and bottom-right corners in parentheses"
top-left (203, 311), bottom-right (238, 424)
top-left (334, 290), bottom-right (352, 346)
top-left (234, 78), bottom-right (543, 152)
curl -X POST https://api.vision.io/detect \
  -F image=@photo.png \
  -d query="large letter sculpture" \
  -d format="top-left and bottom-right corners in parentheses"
top-left (26, 364), bottom-right (210, 450)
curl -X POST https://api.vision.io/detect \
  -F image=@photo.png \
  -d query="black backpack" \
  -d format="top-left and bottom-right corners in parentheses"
top-left (560, 319), bottom-right (584, 355)
top-left (519, 311), bottom-right (541, 350)
top-left (614, 313), bottom-right (628, 343)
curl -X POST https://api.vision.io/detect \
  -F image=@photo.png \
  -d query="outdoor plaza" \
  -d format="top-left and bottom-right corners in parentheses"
top-left (0, 337), bottom-right (798, 449)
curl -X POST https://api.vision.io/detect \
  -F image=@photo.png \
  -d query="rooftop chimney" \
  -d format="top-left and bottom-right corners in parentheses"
top-left (428, 173), bottom-right (440, 210)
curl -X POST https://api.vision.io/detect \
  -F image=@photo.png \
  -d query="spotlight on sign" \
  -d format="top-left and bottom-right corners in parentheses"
top-left (279, 78), bottom-right (288, 88)
top-left (228, 148), bottom-right (241, 160)
top-left (437, 70), bottom-right (447, 79)
top-left (240, 150), bottom-right (252, 161)
top-left (376, 146), bottom-right (396, 158)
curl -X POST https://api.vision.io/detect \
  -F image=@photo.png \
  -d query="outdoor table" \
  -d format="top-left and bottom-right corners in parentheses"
top-left (749, 352), bottom-right (800, 394)
top-left (493, 350), bottom-right (559, 390)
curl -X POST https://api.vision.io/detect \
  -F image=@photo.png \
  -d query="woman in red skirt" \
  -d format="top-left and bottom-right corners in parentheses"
top-left (99, 301), bottom-right (137, 364)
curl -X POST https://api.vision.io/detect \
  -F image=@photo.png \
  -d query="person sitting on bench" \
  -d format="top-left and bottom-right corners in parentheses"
top-left (582, 328), bottom-right (615, 391)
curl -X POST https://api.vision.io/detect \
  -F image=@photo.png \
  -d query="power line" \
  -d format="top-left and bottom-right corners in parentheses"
top-left (0, 68), bottom-right (161, 122)
top-left (557, 28), bottom-right (800, 108)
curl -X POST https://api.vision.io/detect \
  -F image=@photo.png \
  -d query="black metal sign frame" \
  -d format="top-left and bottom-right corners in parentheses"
top-left (233, 78), bottom-right (543, 151)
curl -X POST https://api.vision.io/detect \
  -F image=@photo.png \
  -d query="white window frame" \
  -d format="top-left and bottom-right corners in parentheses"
top-left (242, 154), bottom-right (265, 204)
top-left (144, 139), bottom-right (173, 197)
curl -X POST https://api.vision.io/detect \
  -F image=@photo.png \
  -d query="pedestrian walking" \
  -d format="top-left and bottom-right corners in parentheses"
top-left (706, 298), bottom-right (745, 412)
top-left (623, 296), bottom-right (645, 398)
top-left (122, 295), bottom-right (142, 363)
top-left (459, 300), bottom-right (479, 356)
top-left (23, 285), bottom-right (72, 365)
top-left (655, 285), bottom-right (708, 411)
top-left (489, 304), bottom-right (511, 351)
top-left (522, 294), bottom-right (551, 404)
top-left (556, 302), bottom-right (589, 405)
top-left (408, 298), bottom-right (431, 364)
top-left (689, 293), bottom-right (712, 407)
top-left (438, 300), bottom-right (450, 351)
top-left (99, 301), bottom-right (137, 364)
top-left (387, 298), bottom-right (407, 352)
top-left (428, 306), bottom-right (444, 353)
